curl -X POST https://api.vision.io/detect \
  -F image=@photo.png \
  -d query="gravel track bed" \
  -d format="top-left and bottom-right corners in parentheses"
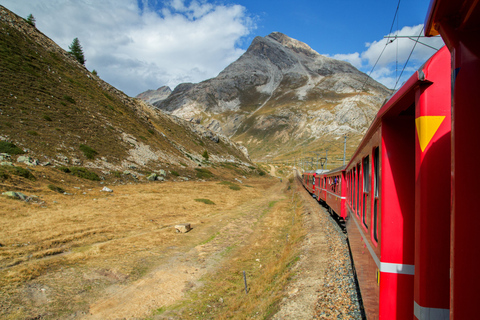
top-left (297, 186), bottom-right (364, 319)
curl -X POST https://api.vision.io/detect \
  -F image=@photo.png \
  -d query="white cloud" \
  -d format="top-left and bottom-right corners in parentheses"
top-left (328, 24), bottom-right (444, 89)
top-left (2, 0), bottom-right (254, 96)
top-left (330, 53), bottom-right (362, 69)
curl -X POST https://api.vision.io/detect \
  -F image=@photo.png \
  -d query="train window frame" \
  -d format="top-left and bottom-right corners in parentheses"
top-left (356, 164), bottom-right (360, 217)
top-left (372, 147), bottom-right (380, 244)
top-left (362, 156), bottom-right (370, 229)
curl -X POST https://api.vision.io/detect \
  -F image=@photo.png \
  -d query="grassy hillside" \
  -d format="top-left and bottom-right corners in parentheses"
top-left (0, 6), bottom-right (255, 187)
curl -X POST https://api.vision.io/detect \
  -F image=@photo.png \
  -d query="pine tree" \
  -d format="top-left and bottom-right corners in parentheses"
top-left (68, 38), bottom-right (86, 65)
top-left (26, 14), bottom-right (35, 27)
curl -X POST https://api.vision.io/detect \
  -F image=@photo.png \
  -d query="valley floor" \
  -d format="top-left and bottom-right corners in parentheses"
top-left (1, 171), bottom-right (361, 319)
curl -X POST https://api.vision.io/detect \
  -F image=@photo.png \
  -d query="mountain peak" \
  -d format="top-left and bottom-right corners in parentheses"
top-left (266, 32), bottom-right (318, 56)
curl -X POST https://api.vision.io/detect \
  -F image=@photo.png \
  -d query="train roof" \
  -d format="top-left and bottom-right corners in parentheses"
top-left (425, 0), bottom-right (480, 37)
top-left (324, 165), bottom-right (347, 175)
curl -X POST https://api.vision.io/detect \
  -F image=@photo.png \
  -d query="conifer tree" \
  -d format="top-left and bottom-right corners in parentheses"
top-left (26, 14), bottom-right (35, 27)
top-left (68, 38), bottom-right (86, 65)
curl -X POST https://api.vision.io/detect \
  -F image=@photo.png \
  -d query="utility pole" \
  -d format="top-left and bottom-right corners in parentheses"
top-left (325, 149), bottom-right (328, 170)
top-left (343, 135), bottom-right (347, 165)
top-left (314, 152), bottom-right (320, 171)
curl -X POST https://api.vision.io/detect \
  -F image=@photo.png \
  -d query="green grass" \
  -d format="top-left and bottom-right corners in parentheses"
top-left (0, 141), bottom-right (24, 154)
top-left (63, 95), bottom-right (76, 104)
top-left (170, 170), bottom-right (180, 177)
top-left (195, 168), bottom-right (213, 179)
top-left (79, 144), bottom-right (98, 159)
top-left (0, 165), bottom-right (35, 180)
top-left (194, 198), bottom-right (215, 205)
top-left (48, 184), bottom-right (65, 194)
top-left (57, 166), bottom-right (100, 181)
top-left (218, 181), bottom-right (241, 190)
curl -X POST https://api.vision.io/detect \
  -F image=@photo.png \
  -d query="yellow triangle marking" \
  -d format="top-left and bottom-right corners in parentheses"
top-left (415, 116), bottom-right (446, 152)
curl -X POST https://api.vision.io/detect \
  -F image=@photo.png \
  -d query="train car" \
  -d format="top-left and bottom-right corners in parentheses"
top-left (313, 169), bottom-right (327, 201)
top-left (302, 171), bottom-right (315, 194)
top-left (345, 46), bottom-right (451, 319)
top-left (425, 1), bottom-right (480, 318)
top-left (323, 166), bottom-right (347, 219)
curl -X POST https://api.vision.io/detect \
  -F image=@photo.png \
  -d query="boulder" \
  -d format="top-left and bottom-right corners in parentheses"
top-left (158, 169), bottom-right (166, 177)
top-left (101, 187), bottom-right (113, 192)
top-left (175, 223), bottom-right (192, 233)
top-left (17, 156), bottom-right (39, 166)
top-left (147, 173), bottom-right (158, 181)
top-left (0, 153), bottom-right (11, 161)
top-left (2, 191), bottom-right (28, 200)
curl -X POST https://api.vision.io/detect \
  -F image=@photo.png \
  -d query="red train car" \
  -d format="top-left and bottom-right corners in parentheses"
top-left (346, 46), bottom-right (451, 319)
top-left (323, 166), bottom-right (347, 219)
top-left (302, 171), bottom-right (316, 194)
top-left (313, 169), bottom-right (327, 201)
top-left (301, 46), bottom-right (451, 319)
top-left (425, 1), bottom-right (480, 318)
top-left (299, 1), bottom-right (479, 318)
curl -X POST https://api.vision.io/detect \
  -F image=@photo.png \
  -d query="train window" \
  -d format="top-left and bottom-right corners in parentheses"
top-left (373, 147), bottom-right (380, 243)
top-left (363, 156), bottom-right (370, 229)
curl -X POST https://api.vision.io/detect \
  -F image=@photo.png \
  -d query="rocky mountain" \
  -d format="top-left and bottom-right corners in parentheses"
top-left (135, 86), bottom-right (172, 105)
top-left (0, 5), bottom-right (254, 183)
top-left (151, 32), bottom-right (391, 163)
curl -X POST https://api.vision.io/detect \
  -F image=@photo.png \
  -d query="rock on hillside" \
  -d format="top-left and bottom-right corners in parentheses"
top-left (152, 32), bottom-right (391, 161)
top-left (0, 5), bottom-right (251, 179)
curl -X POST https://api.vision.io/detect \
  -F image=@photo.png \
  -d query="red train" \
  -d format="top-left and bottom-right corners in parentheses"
top-left (301, 0), bottom-right (479, 318)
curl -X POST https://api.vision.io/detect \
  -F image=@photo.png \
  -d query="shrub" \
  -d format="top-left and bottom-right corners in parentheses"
top-left (43, 114), bottom-right (52, 121)
top-left (0, 165), bottom-right (35, 180)
top-left (57, 166), bottom-right (71, 173)
top-left (170, 170), bottom-right (180, 177)
top-left (110, 171), bottom-right (122, 178)
top-left (13, 167), bottom-right (35, 180)
top-left (63, 95), bottom-right (76, 104)
top-left (69, 167), bottom-right (100, 181)
top-left (195, 168), bottom-right (213, 179)
top-left (0, 141), bottom-right (24, 154)
top-left (202, 150), bottom-right (209, 161)
top-left (79, 144), bottom-right (98, 159)
top-left (194, 198), bottom-right (215, 205)
top-left (48, 184), bottom-right (65, 194)
top-left (57, 166), bottom-right (100, 181)
top-left (258, 170), bottom-right (266, 176)
top-left (219, 181), bottom-right (241, 190)
top-left (27, 130), bottom-right (38, 136)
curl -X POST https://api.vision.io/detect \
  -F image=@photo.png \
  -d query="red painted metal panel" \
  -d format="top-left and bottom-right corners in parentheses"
top-left (414, 46), bottom-right (451, 314)
top-left (379, 273), bottom-right (415, 319)
top-left (425, 1), bottom-right (480, 318)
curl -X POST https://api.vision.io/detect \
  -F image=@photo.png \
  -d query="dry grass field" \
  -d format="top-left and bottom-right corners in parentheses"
top-left (0, 165), bottom-right (309, 319)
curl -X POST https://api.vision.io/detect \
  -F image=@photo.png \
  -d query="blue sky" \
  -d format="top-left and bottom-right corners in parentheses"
top-left (2, 0), bottom-right (443, 96)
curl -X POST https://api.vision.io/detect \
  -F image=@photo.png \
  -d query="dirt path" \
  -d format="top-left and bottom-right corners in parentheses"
top-left (272, 180), bottom-right (328, 319)
top-left (269, 164), bottom-right (277, 177)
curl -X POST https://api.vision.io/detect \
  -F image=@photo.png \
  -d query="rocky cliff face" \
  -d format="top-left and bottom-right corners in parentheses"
top-left (150, 32), bottom-right (391, 161)
top-left (135, 86), bottom-right (172, 105)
